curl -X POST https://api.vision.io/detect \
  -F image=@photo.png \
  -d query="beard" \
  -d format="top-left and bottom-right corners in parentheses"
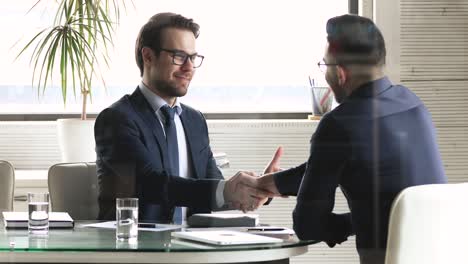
top-left (332, 86), bottom-right (347, 104)
top-left (326, 71), bottom-right (346, 104)
top-left (153, 79), bottom-right (189, 98)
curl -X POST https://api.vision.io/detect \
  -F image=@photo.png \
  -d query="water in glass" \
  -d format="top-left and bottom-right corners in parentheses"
top-left (116, 206), bottom-right (138, 240)
top-left (28, 202), bottom-right (49, 234)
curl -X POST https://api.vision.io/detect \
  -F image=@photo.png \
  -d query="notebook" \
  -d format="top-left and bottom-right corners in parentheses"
top-left (2, 212), bottom-right (74, 228)
top-left (171, 230), bottom-right (283, 245)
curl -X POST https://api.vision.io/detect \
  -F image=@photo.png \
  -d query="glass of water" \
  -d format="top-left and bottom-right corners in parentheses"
top-left (27, 192), bottom-right (49, 235)
top-left (116, 198), bottom-right (138, 241)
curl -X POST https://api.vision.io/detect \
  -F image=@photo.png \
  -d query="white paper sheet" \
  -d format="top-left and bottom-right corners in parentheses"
top-left (81, 221), bottom-right (181, 232)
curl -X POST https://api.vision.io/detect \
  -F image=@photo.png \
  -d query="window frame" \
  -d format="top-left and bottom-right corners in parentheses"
top-left (0, 1), bottom-right (354, 121)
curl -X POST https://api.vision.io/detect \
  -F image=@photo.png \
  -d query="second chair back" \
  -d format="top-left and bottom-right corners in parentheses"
top-left (0, 160), bottom-right (14, 213)
top-left (48, 162), bottom-right (98, 220)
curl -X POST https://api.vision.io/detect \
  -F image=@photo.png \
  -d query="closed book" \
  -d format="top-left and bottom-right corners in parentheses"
top-left (2, 212), bottom-right (74, 229)
top-left (187, 213), bottom-right (258, 227)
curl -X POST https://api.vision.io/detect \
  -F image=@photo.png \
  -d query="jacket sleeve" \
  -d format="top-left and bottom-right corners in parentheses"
top-left (292, 115), bottom-right (354, 246)
top-left (272, 163), bottom-right (307, 196)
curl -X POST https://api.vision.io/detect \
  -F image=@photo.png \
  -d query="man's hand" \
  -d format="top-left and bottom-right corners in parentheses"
top-left (258, 173), bottom-right (282, 197)
top-left (263, 146), bottom-right (283, 174)
top-left (224, 171), bottom-right (273, 212)
top-left (259, 147), bottom-right (285, 197)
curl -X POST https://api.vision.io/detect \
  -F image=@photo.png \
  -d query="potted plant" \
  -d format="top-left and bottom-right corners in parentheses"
top-left (17, 0), bottom-right (130, 162)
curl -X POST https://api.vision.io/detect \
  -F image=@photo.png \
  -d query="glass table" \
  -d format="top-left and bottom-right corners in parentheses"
top-left (0, 222), bottom-right (317, 264)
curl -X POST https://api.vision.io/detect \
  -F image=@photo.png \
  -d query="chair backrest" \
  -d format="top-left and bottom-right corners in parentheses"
top-left (48, 162), bottom-right (98, 220)
top-left (0, 160), bottom-right (14, 213)
top-left (385, 183), bottom-right (468, 264)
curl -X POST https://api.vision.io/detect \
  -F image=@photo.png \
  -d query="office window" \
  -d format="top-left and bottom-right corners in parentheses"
top-left (0, 0), bottom-right (347, 114)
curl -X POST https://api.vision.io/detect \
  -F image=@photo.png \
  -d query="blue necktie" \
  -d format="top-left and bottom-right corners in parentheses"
top-left (160, 105), bottom-right (183, 224)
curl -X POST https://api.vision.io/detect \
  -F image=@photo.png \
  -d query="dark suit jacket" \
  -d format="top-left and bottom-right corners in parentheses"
top-left (274, 77), bottom-right (447, 261)
top-left (94, 88), bottom-right (223, 223)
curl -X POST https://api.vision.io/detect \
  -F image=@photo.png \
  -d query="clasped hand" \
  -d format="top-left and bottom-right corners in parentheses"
top-left (223, 147), bottom-right (285, 212)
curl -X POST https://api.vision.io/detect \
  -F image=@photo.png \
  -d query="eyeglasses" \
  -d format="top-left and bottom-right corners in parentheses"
top-left (159, 48), bottom-right (204, 68)
top-left (317, 59), bottom-right (339, 73)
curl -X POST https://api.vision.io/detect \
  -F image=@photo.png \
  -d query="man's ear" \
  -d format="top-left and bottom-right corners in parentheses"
top-left (336, 65), bottom-right (348, 86)
top-left (141, 47), bottom-right (154, 65)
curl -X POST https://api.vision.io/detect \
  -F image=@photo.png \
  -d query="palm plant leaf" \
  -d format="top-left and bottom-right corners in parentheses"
top-left (17, 0), bottom-right (132, 119)
top-left (42, 29), bottom-right (62, 97)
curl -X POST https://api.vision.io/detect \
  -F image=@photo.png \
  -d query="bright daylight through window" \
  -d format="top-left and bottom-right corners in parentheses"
top-left (0, 0), bottom-right (347, 114)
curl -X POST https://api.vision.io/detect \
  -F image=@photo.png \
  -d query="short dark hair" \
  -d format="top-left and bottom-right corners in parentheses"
top-left (326, 14), bottom-right (386, 66)
top-left (135, 12), bottom-right (200, 76)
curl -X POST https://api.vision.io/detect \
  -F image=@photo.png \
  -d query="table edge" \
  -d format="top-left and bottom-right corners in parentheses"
top-left (0, 246), bottom-right (308, 263)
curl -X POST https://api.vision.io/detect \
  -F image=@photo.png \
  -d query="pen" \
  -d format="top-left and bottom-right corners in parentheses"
top-left (138, 223), bottom-right (159, 228)
top-left (247, 228), bottom-right (284, 231)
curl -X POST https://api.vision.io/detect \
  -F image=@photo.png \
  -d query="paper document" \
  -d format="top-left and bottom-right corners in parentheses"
top-left (81, 221), bottom-right (181, 232)
top-left (3, 211), bottom-right (74, 228)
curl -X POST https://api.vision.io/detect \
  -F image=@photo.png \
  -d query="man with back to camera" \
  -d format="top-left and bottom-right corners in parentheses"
top-left (241, 14), bottom-right (447, 264)
top-left (94, 12), bottom-right (276, 224)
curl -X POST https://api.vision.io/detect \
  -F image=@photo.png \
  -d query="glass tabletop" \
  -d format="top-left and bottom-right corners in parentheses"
top-left (0, 222), bottom-right (317, 252)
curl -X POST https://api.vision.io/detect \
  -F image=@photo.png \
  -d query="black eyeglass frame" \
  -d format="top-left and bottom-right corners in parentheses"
top-left (159, 48), bottom-right (205, 68)
top-left (317, 59), bottom-right (339, 72)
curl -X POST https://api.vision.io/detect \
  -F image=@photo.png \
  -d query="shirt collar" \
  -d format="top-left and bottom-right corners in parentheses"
top-left (139, 82), bottom-right (183, 115)
top-left (347, 76), bottom-right (393, 99)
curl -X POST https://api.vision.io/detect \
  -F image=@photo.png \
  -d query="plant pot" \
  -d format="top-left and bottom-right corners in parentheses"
top-left (56, 119), bottom-right (96, 162)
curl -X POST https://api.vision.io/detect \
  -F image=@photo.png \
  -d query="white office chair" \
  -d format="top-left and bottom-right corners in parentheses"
top-left (0, 160), bottom-right (14, 213)
top-left (385, 183), bottom-right (468, 264)
top-left (48, 162), bottom-right (99, 220)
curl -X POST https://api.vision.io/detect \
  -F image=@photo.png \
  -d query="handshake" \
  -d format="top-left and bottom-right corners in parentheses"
top-left (222, 147), bottom-right (285, 212)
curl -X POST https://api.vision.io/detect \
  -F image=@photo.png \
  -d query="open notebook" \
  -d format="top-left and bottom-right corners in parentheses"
top-left (2, 212), bottom-right (74, 228)
top-left (172, 230), bottom-right (283, 246)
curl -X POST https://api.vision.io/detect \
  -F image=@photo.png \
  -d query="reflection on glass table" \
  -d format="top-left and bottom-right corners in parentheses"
top-left (0, 221), bottom-right (317, 264)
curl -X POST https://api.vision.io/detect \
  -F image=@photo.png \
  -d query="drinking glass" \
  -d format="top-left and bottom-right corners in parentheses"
top-left (28, 192), bottom-right (50, 235)
top-left (116, 198), bottom-right (138, 241)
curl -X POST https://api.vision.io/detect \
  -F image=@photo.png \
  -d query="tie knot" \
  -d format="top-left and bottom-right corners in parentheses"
top-left (161, 105), bottom-right (176, 122)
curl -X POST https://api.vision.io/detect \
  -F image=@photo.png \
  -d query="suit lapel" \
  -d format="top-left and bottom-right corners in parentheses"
top-left (179, 105), bottom-right (200, 179)
top-left (129, 88), bottom-right (170, 168)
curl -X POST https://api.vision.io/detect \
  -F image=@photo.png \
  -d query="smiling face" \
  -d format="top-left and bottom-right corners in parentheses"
top-left (142, 27), bottom-right (197, 105)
